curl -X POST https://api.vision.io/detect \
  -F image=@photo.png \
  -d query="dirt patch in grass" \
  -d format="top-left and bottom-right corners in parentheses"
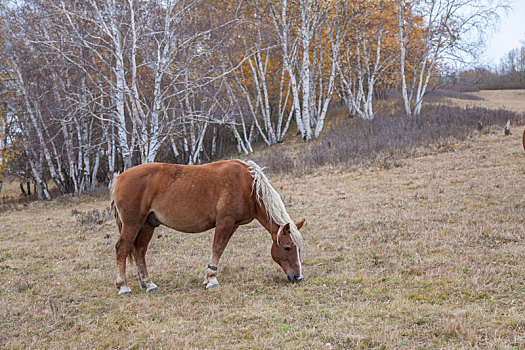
top-left (1, 129), bottom-right (524, 348)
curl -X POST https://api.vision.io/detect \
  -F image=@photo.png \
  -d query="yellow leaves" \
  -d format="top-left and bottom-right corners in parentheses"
top-left (0, 111), bottom-right (18, 177)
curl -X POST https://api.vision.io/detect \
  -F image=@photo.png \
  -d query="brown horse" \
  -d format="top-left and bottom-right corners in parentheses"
top-left (110, 159), bottom-right (305, 295)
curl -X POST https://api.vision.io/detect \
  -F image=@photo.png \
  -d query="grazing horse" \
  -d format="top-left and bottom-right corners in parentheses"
top-left (522, 128), bottom-right (525, 151)
top-left (110, 160), bottom-right (305, 295)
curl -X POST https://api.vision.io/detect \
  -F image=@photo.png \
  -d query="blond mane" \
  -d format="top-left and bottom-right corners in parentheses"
top-left (244, 160), bottom-right (304, 250)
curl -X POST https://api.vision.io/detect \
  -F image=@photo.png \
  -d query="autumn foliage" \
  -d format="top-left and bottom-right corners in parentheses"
top-left (0, 0), bottom-right (507, 198)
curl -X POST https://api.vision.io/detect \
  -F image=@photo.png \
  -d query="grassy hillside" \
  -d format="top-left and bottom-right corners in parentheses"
top-left (1, 125), bottom-right (524, 348)
top-left (443, 89), bottom-right (525, 113)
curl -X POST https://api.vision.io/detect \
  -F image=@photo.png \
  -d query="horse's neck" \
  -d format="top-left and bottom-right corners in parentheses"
top-left (256, 212), bottom-right (280, 239)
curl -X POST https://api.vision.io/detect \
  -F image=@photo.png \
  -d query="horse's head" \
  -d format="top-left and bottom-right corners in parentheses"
top-left (271, 219), bottom-right (305, 283)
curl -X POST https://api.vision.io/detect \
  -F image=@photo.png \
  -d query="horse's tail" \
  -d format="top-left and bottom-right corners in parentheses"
top-left (110, 173), bottom-right (134, 263)
top-left (110, 173), bottom-right (122, 233)
top-left (244, 160), bottom-right (304, 250)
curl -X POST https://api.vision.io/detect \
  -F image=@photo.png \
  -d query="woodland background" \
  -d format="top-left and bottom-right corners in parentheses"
top-left (0, 0), bottom-right (522, 200)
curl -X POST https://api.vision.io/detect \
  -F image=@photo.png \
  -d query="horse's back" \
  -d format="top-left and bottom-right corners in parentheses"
top-left (114, 160), bottom-right (251, 196)
top-left (113, 160), bottom-right (255, 232)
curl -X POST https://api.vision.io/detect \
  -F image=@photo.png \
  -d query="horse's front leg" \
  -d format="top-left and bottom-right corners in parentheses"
top-left (203, 218), bottom-right (238, 289)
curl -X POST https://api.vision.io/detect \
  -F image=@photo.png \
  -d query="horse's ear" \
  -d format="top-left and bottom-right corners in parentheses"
top-left (296, 219), bottom-right (305, 230)
top-left (282, 223), bottom-right (291, 234)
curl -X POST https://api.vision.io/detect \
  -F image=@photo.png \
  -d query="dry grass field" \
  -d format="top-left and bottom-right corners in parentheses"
top-left (1, 129), bottom-right (524, 349)
top-left (1, 88), bottom-right (525, 348)
top-left (446, 89), bottom-right (525, 114)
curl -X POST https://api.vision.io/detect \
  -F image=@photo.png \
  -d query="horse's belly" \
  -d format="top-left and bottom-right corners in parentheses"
top-left (154, 210), bottom-right (216, 233)
top-left (166, 221), bottom-right (215, 233)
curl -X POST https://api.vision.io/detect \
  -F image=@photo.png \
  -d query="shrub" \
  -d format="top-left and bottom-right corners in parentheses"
top-left (72, 207), bottom-right (112, 227)
top-left (253, 105), bottom-right (524, 175)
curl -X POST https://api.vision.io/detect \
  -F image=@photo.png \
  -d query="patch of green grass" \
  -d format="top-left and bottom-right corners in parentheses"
top-left (471, 292), bottom-right (489, 301)
top-left (277, 323), bottom-right (292, 333)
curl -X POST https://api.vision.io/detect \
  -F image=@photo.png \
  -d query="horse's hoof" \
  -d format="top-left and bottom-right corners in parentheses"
top-left (206, 282), bottom-right (220, 289)
top-left (206, 277), bottom-right (220, 289)
top-left (118, 285), bottom-right (132, 295)
top-left (146, 283), bottom-right (159, 293)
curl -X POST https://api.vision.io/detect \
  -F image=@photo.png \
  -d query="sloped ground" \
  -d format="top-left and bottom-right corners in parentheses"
top-left (447, 89), bottom-right (525, 114)
top-left (1, 126), bottom-right (524, 349)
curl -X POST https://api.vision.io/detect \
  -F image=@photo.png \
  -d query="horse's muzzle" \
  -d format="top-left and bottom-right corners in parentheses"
top-left (287, 273), bottom-right (303, 283)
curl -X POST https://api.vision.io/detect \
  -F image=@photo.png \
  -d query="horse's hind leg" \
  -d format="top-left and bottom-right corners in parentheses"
top-left (131, 224), bottom-right (159, 293)
top-left (115, 223), bottom-right (141, 295)
top-left (204, 217), bottom-right (238, 289)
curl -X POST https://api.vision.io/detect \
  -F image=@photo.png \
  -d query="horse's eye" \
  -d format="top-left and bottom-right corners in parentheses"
top-left (284, 247), bottom-right (291, 252)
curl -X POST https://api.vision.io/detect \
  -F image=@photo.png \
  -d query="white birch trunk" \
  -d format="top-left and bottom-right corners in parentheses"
top-left (106, 123), bottom-right (116, 189)
top-left (91, 148), bottom-right (100, 191)
top-left (314, 19), bottom-right (345, 137)
top-left (18, 119), bottom-right (51, 200)
top-left (299, 1), bottom-right (313, 140)
top-left (170, 135), bottom-right (180, 159)
top-left (191, 121), bottom-right (208, 165)
top-left (104, 0), bottom-right (133, 169)
top-left (396, 1), bottom-right (412, 117)
top-left (11, 59), bottom-right (66, 194)
top-left (271, 0), bottom-right (306, 139)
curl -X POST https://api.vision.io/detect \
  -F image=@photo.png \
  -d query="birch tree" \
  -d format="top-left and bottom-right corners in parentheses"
top-left (310, 0), bottom-right (349, 137)
top-left (269, 0), bottom-right (347, 141)
top-left (47, 0), bottom-right (135, 169)
top-left (394, 0), bottom-right (508, 116)
top-left (125, 0), bottom-right (217, 163)
top-left (0, 6), bottom-right (69, 196)
top-left (232, 1), bottom-right (293, 146)
top-left (0, 64), bottom-right (51, 199)
top-left (337, 0), bottom-right (398, 121)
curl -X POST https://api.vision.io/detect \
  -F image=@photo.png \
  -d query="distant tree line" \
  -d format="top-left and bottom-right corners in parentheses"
top-left (451, 40), bottom-right (525, 90)
top-left (0, 0), bottom-right (506, 199)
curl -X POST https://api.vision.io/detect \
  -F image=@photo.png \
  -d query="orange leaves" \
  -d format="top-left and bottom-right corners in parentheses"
top-left (0, 111), bottom-right (19, 177)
